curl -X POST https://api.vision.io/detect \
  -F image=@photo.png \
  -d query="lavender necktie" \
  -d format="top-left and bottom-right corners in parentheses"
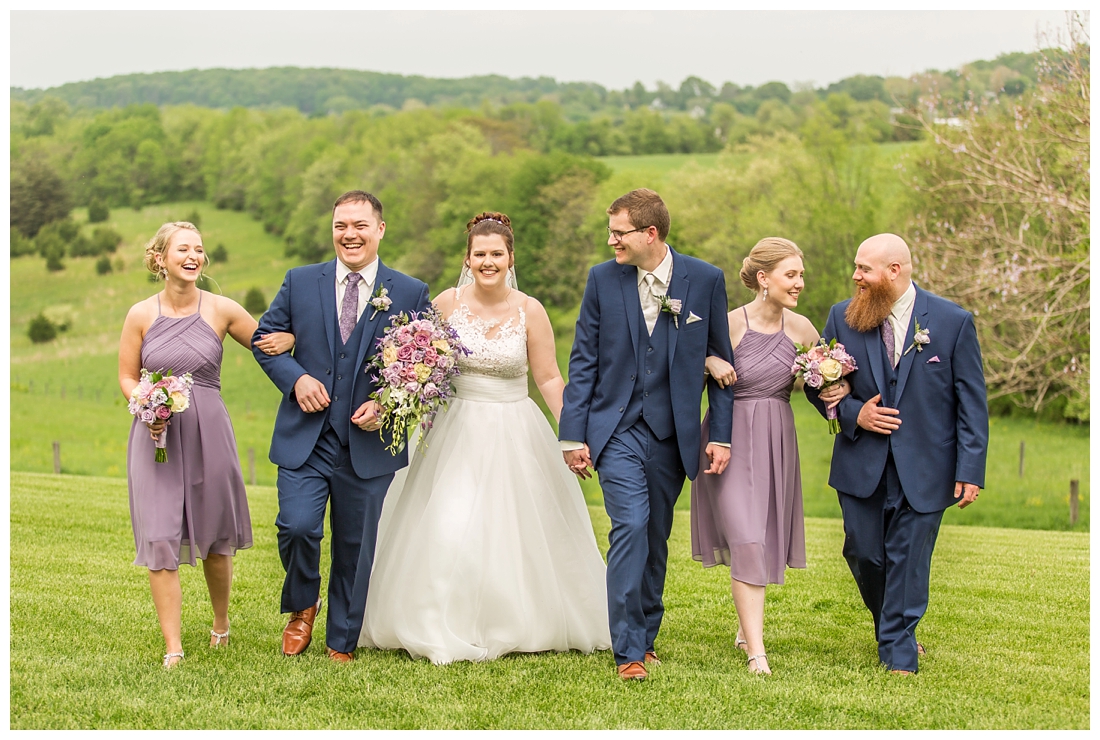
top-left (340, 272), bottom-right (361, 344)
top-left (880, 318), bottom-right (897, 368)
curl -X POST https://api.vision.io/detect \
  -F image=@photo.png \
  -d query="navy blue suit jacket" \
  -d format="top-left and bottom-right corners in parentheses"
top-left (808, 284), bottom-right (988, 513)
top-left (252, 258), bottom-right (430, 479)
top-left (559, 248), bottom-right (735, 481)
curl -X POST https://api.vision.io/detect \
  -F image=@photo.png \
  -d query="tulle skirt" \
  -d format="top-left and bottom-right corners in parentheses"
top-left (360, 374), bottom-right (612, 664)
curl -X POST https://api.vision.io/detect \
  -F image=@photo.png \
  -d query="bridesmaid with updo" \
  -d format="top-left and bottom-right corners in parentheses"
top-left (694, 237), bottom-right (848, 675)
top-left (118, 221), bottom-right (293, 668)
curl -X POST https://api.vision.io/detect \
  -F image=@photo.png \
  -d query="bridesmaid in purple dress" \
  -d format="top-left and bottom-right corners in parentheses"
top-left (119, 221), bottom-right (293, 669)
top-left (692, 237), bottom-right (848, 675)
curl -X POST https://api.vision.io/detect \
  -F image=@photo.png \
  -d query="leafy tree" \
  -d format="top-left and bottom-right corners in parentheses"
top-left (10, 155), bottom-right (71, 237)
top-left (209, 243), bottom-right (229, 263)
top-left (905, 17), bottom-right (1090, 419)
top-left (244, 287), bottom-right (268, 315)
top-left (87, 198), bottom-right (109, 223)
top-left (10, 228), bottom-right (36, 257)
top-left (95, 255), bottom-right (113, 275)
top-left (27, 313), bottom-right (57, 343)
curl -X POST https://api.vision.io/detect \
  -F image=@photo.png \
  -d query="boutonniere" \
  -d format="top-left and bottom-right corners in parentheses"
top-left (658, 295), bottom-right (682, 328)
top-left (904, 322), bottom-right (930, 355)
top-left (369, 286), bottom-right (392, 320)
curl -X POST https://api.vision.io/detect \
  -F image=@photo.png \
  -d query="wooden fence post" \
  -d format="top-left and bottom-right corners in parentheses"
top-left (1070, 480), bottom-right (1079, 525)
top-left (1018, 441), bottom-right (1025, 478)
top-left (248, 448), bottom-right (256, 486)
top-left (52, 441), bottom-right (61, 474)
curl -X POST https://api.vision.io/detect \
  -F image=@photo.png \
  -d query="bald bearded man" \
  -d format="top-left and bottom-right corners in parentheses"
top-left (806, 233), bottom-right (988, 675)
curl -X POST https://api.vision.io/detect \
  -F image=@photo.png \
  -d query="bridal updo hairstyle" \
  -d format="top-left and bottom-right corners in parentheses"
top-left (739, 237), bottom-right (803, 293)
top-left (144, 221), bottom-right (202, 281)
top-left (465, 212), bottom-right (514, 261)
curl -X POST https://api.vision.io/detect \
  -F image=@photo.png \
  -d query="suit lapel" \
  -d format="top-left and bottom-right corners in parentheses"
top-left (318, 260), bottom-right (337, 359)
top-left (619, 265), bottom-right (641, 360)
top-left (666, 248), bottom-right (689, 370)
top-left (893, 285), bottom-right (927, 405)
top-left (864, 329), bottom-right (889, 403)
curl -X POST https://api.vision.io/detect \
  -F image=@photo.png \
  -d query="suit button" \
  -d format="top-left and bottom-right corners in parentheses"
top-left (647, 369), bottom-right (652, 375)
top-left (630, 375), bottom-right (635, 381)
top-left (647, 346), bottom-right (653, 353)
top-left (337, 375), bottom-right (343, 380)
top-left (645, 392), bottom-right (650, 397)
top-left (890, 380), bottom-right (897, 386)
top-left (326, 369), bottom-right (332, 375)
top-left (619, 407), bottom-right (624, 412)
top-left (334, 396), bottom-right (339, 401)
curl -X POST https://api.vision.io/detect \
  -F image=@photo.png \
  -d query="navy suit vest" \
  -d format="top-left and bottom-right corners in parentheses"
top-left (328, 310), bottom-right (368, 446)
top-left (616, 310), bottom-right (675, 440)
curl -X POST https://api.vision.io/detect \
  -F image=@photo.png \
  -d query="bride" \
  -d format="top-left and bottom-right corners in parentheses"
top-left (359, 211), bottom-right (612, 664)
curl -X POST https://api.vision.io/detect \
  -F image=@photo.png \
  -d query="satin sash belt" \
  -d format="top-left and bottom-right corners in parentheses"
top-left (452, 374), bottom-right (528, 403)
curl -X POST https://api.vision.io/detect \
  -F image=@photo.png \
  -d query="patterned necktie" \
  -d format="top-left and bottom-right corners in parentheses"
top-left (880, 317), bottom-right (897, 368)
top-left (641, 273), bottom-right (659, 336)
top-left (340, 272), bottom-right (361, 344)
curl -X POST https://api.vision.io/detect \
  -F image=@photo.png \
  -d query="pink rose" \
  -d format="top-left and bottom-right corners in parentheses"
top-left (404, 381), bottom-right (420, 394)
top-left (140, 409), bottom-right (157, 424)
top-left (155, 405), bottom-right (172, 420)
top-left (396, 344), bottom-right (416, 362)
top-left (423, 348), bottom-right (438, 366)
top-left (413, 330), bottom-right (432, 348)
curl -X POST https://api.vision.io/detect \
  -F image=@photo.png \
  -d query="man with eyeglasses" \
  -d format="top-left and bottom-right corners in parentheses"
top-left (560, 188), bottom-right (735, 681)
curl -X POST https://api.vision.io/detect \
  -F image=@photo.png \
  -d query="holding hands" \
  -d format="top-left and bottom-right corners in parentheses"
top-left (564, 445), bottom-right (594, 480)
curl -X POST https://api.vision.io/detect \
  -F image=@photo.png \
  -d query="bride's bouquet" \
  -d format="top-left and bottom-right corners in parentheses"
top-left (367, 306), bottom-right (470, 454)
top-left (128, 369), bottom-right (194, 462)
top-left (792, 339), bottom-right (857, 434)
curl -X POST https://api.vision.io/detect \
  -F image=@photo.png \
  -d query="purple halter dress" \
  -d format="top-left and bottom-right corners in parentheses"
top-left (690, 308), bottom-right (807, 586)
top-left (126, 293), bottom-right (252, 570)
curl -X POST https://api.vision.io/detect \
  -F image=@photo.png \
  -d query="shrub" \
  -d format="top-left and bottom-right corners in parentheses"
top-left (244, 287), bottom-right (268, 315)
top-left (186, 209), bottom-right (202, 229)
top-left (91, 226), bottom-right (123, 254)
top-left (87, 199), bottom-right (109, 223)
top-left (10, 228), bottom-right (36, 257)
top-left (209, 243), bottom-right (229, 263)
top-left (27, 313), bottom-right (57, 343)
top-left (95, 255), bottom-right (113, 275)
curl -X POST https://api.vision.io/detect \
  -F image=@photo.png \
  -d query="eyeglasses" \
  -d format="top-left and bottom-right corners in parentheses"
top-left (607, 226), bottom-right (651, 243)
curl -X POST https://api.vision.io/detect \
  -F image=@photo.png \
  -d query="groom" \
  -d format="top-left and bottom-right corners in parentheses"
top-left (560, 188), bottom-right (734, 681)
top-left (253, 190), bottom-right (430, 662)
top-left (807, 233), bottom-right (988, 674)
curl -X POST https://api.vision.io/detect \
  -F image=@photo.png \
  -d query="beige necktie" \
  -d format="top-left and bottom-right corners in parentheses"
top-left (641, 273), bottom-right (660, 335)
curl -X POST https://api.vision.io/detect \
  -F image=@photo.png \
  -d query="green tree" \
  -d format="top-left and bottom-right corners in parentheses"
top-left (10, 155), bottom-right (71, 238)
top-left (95, 255), bottom-right (113, 275)
top-left (209, 244), bottom-right (229, 263)
top-left (244, 287), bottom-right (268, 315)
top-left (87, 198), bottom-right (110, 223)
top-left (27, 313), bottom-right (57, 343)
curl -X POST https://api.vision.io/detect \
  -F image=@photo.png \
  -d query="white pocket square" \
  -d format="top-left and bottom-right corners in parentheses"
top-left (686, 312), bottom-right (703, 324)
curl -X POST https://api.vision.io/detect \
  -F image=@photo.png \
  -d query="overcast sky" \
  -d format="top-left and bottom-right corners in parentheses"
top-left (10, 8), bottom-right (1077, 92)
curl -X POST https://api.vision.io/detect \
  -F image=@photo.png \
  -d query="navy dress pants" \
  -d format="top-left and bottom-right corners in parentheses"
top-left (276, 425), bottom-right (394, 653)
top-left (838, 453), bottom-right (944, 672)
top-left (597, 421), bottom-right (685, 665)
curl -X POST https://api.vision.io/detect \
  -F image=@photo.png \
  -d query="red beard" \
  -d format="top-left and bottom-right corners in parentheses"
top-left (845, 280), bottom-right (896, 333)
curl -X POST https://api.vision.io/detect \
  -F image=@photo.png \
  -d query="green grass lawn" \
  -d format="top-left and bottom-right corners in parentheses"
top-left (9, 472), bottom-right (1089, 729)
top-left (9, 200), bottom-right (1090, 529)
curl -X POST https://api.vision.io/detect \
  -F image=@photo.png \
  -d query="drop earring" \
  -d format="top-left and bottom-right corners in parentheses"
top-left (762, 287), bottom-right (769, 301)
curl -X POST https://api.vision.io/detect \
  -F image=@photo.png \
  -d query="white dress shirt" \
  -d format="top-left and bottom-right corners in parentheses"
top-left (886, 281), bottom-right (916, 367)
top-left (335, 257), bottom-right (378, 322)
top-left (638, 247), bottom-right (673, 335)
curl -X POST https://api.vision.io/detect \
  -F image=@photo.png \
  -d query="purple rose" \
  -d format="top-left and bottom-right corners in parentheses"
top-left (139, 409), bottom-right (157, 424)
top-left (806, 371), bottom-right (824, 388)
top-left (396, 343), bottom-right (416, 362)
top-left (413, 330), bottom-right (432, 348)
top-left (155, 405), bottom-right (172, 420)
top-left (404, 381), bottom-right (420, 394)
top-left (423, 383), bottom-right (439, 399)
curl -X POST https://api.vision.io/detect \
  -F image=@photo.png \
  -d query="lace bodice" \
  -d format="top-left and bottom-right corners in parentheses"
top-left (447, 299), bottom-right (528, 380)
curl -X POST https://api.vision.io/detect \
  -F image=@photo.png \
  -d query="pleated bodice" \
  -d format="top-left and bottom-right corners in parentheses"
top-left (732, 317), bottom-right (797, 403)
top-left (141, 299), bottom-right (223, 390)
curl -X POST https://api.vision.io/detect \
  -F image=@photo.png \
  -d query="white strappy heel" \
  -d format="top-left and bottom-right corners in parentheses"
top-left (210, 627), bottom-right (230, 648)
top-left (747, 653), bottom-right (771, 675)
top-left (162, 651), bottom-right (185, 669)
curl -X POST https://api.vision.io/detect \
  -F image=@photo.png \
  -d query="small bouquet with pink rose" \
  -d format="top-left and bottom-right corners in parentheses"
top-left (792, 338), bottom-right (858, 435)
top-left (128, 368), bottom-right (194, 462)
top-left (367, 306), bottom-right (470, 455)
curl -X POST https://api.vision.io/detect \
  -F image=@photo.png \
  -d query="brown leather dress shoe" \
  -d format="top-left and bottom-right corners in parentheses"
top-left (644, 651), bottom-right (661, 666)
top-left (326, 647), bottom-right (355, 663)
top-left (617, 661), bottom-right (648, 681)
top-left (282, 598), bottom-right (322, 656)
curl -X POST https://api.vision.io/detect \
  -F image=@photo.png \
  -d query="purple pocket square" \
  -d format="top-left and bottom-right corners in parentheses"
top-left (926, 355), bottom-right (941, 363)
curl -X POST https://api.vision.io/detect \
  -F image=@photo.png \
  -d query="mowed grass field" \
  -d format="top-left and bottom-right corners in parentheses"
top-left (9, 200), bottom-right (1090, 530)
top-left (9, 472), bottom-right (1089, 729)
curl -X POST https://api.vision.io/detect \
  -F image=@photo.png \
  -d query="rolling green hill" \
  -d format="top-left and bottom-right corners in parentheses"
top-left (10, 200), bottom-right (1089, 530)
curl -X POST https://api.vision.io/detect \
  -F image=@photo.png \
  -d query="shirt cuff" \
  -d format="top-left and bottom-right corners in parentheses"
top-left (709, 442), bottom-right (731, 448)
top-left (560, 440), bottom-right (585, 452)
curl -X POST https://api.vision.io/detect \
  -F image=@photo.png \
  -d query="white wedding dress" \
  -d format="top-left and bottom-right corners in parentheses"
top-left (359, 295), bottom-right (611, 664)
